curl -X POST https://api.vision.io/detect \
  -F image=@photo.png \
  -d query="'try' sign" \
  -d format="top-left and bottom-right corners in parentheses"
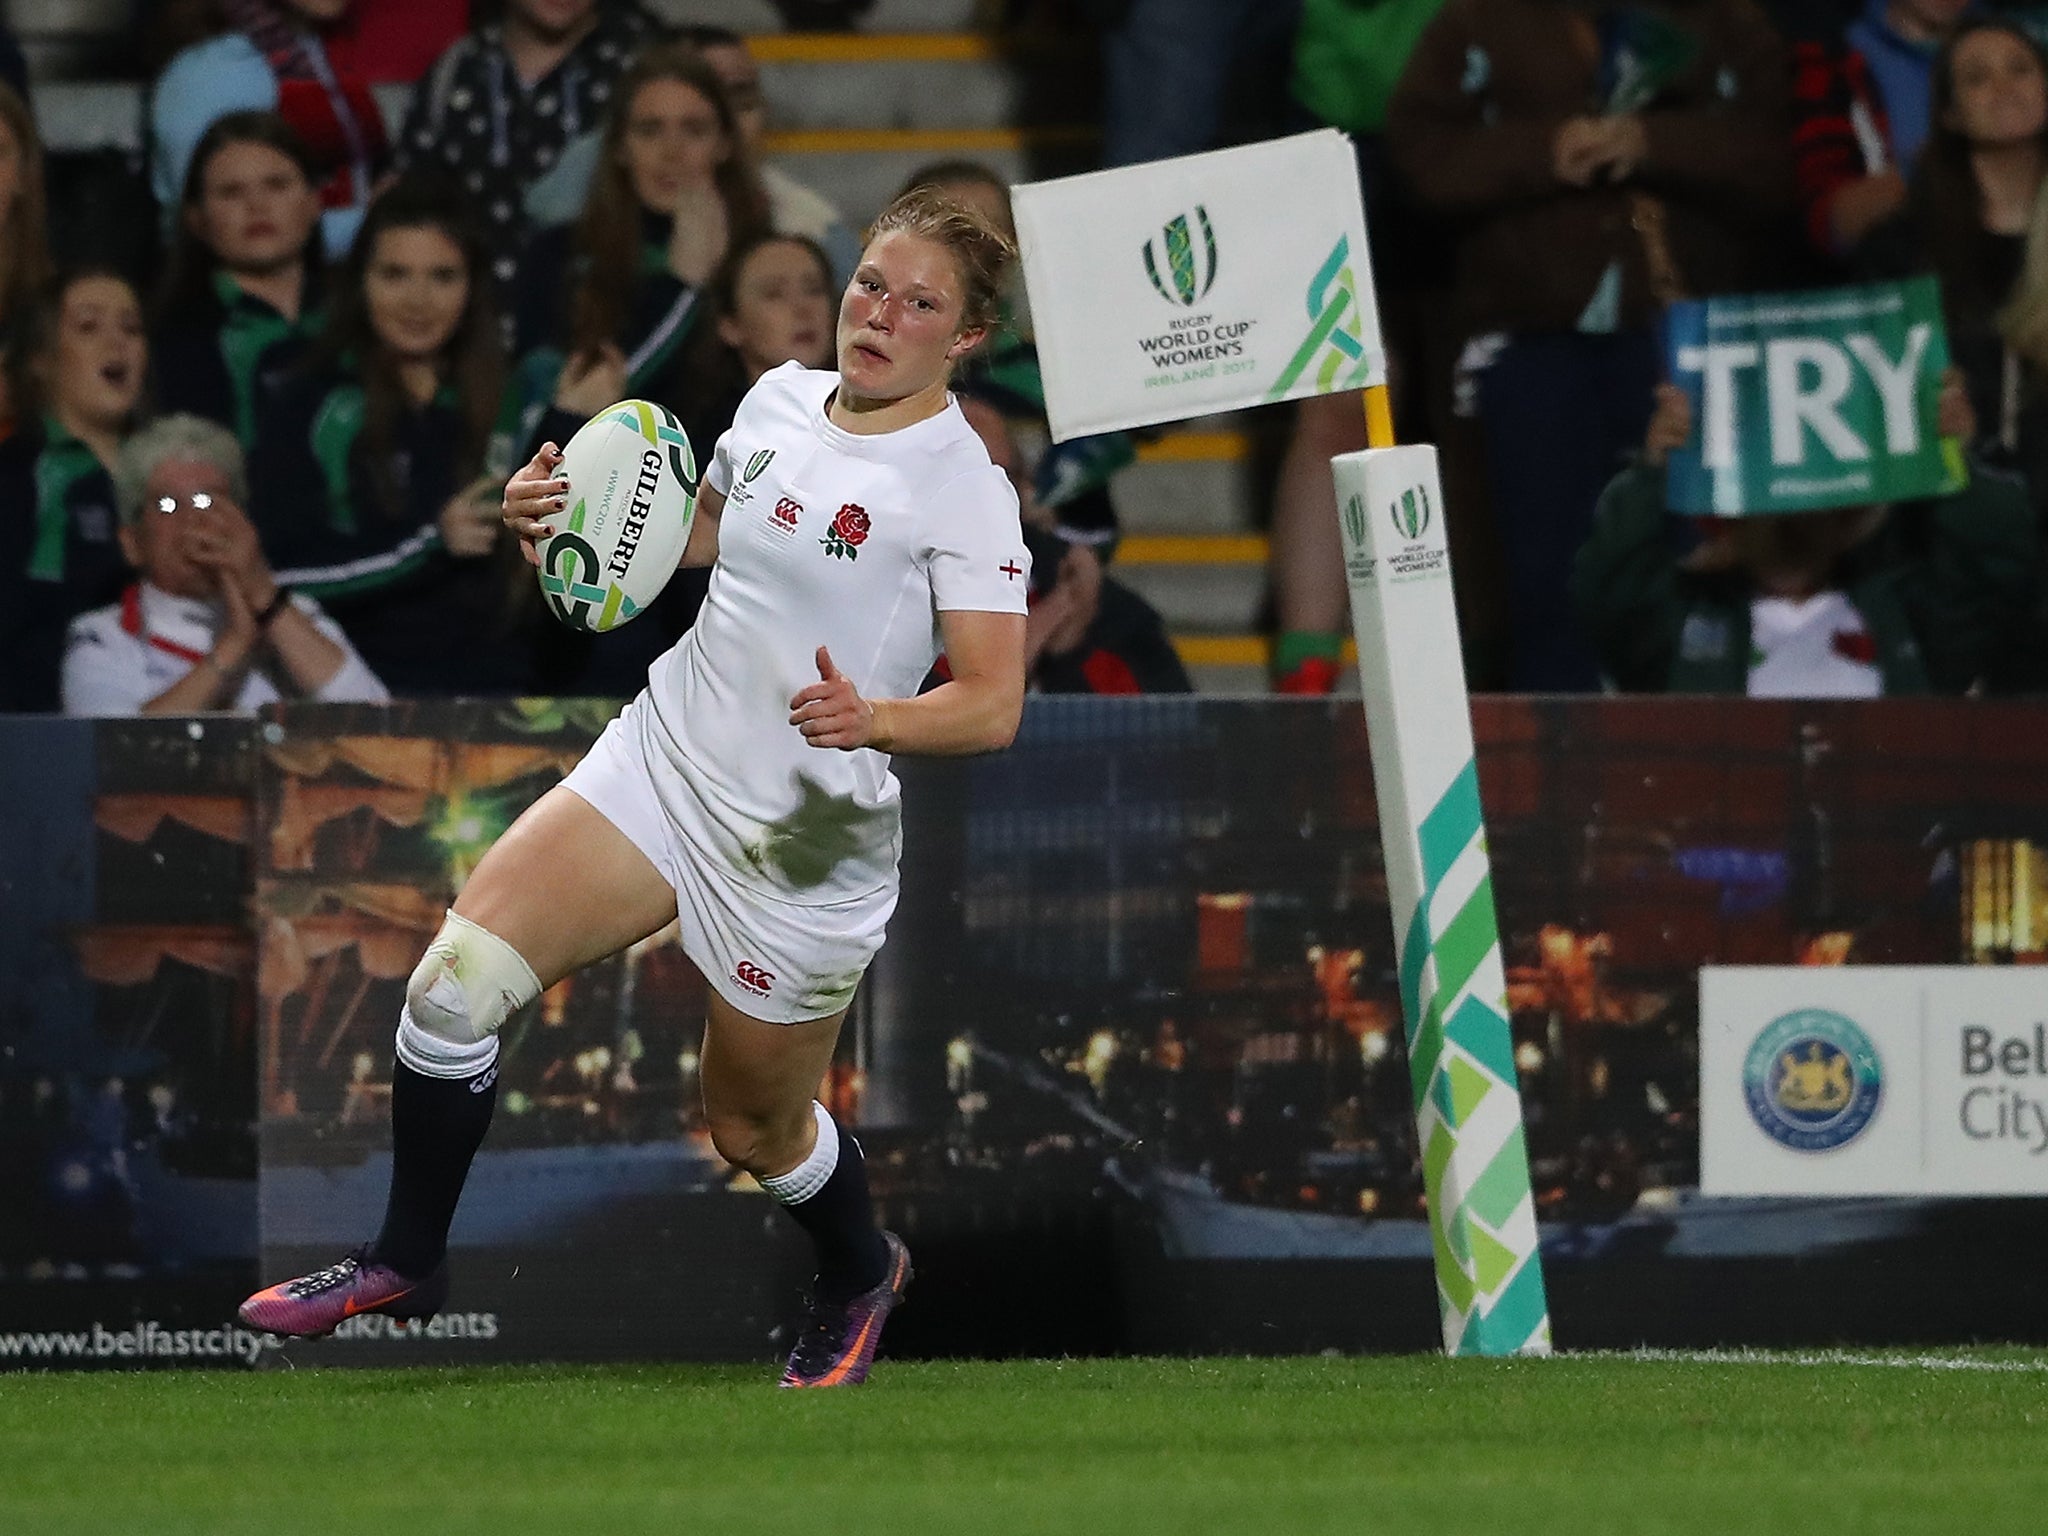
top-left (1663, 279), bottom-right (1965, 516)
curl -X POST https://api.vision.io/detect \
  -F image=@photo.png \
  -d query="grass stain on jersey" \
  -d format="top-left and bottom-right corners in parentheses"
top-left (741, 775), bottom-right (870, 889)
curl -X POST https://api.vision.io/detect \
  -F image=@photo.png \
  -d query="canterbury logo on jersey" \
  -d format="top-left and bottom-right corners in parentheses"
top-left (733, 961), bottom-right (774, 995)
top-left (771, 496), bottom-right (802, 537)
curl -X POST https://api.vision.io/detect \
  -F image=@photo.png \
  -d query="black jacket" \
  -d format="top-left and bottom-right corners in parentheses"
top-left (249, 369), bottom-right (533, 697)
top-left (152, 274), bottom-right (321, 448)
top-left (0, 419), bottom-right (129, 712)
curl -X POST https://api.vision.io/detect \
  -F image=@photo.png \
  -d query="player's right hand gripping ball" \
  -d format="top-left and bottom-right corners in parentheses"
top-left (537, 399), bottom-right (699, 632)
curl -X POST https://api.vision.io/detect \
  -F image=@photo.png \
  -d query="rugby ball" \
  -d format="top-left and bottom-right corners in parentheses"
top-left (537, 398), bottom-right (699, 632)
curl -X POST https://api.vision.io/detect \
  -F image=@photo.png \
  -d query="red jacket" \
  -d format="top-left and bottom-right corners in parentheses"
top-left (1790, 41), bottom-right (1894, 255)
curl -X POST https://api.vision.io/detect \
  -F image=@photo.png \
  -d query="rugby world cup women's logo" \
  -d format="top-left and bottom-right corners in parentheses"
top-left (743, 449), bottom-right (774, 483)
top-left (1343, 494), bottom-right (1367, 551)
top-left (1390, 485), bottom-right (1432, 541)
top-left (1742, 1007), bottom-right (1883, 1152)
top-left (1143, 207), bottom-right (1219, 307)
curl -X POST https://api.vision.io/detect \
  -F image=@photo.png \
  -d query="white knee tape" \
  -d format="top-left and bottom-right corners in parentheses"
top-left (396, 911), bottom-right (541, 1080)
top-left (396, 1004), bottom-right (500, 1080)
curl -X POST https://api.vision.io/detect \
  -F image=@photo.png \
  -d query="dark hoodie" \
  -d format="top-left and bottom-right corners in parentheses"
top-left (1386, 0), bottom-right (1795, 335)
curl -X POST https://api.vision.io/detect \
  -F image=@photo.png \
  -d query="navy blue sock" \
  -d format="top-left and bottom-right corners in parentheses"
top-left (370, 1057), bottom-right (496, 1280)
top-left (764, 1111), bottom-right (889, 1303)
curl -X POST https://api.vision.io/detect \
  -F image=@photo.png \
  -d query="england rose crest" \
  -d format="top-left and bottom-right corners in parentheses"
top-left (822, 502), bottom-right (870, 560)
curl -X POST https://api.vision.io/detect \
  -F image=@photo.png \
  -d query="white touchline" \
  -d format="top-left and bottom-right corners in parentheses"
top-left (1599, 1348), bottom-right (2048, 1374)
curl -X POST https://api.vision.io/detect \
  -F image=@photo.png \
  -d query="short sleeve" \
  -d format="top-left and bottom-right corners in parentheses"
top-left (298, 597), bottom-right (392, 703)
top-left (926, 466), bottom-right (1031, 614)
top-left (705, 425), bottom-right (737, 498)
top-left (61, 614), bottom-right (146, 717)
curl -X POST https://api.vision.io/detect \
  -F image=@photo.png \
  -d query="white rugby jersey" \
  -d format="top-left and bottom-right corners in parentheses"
top-left (641, 362), bottom-right (1030, 905)
top-left (61, 582), bottom-right (389, 716)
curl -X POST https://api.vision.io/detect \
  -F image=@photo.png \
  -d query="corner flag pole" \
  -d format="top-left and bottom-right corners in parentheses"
top-left (1007, 126), bottom-right (1549, 1356)
top-left (1337, 385), bottom-right (1552, 1356)
top-left (1363, 384), bottom-right (1396, 450)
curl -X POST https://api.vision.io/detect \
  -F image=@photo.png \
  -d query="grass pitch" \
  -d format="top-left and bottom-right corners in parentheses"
top-left (4, 1352), bottom-right (2046, 1535)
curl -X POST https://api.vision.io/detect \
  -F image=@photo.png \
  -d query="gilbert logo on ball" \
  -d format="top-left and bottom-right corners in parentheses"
top-left (540, 399), bottom-right (698, 632)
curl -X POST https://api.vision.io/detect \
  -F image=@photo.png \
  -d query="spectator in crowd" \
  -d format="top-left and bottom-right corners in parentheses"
top-left (61, 415), bottom-right (388, 715)
top-left (504, 43), bottom-right (770, 460)
top-left (153, 0), bottom-right (469, 86)
top-left (0, 269), bottom-right (148, 712)
top-left (0, 82), bottom-right (52, 436)
top-left (341, 0), bottom-right (470, 84)
top-left (250, 178), bottom-right (526, 696)
top-left (396, 0), bottom-right (657, 296)
top-left (152, 114), bottom-right (327, 448)
top-left (1571, 375), bottom-right (2037, 694)
top-left (1266, 0), bottom-right (1454, 694)
top-left (1988, 184), bottom-right (2048, 691)
top-left (525, 28), bottom-right (865, 286)
top-left (677, 25), bottom-right (863, 284)
top-left (1097, 0), bottom-right (1300, 169)
top-left (1997, 166), bottom-right (2048, 484)
top-left (152, 0), bottom-right (389, 257)
top-left (672, 229), bottom-right (836, 459)
top-left (960, 390), bottom-right (1193, 693)
top-left (1862, 20), bottom-right (2048, 448)
top-left (525, 229), bottom-right (832, 697)
top-left (1791, 0), bottom-right (1971, 264)
top-left (1386, 0), bottom-right (1794, 692)
top-left (895, 160), bottom-right (1128, 556)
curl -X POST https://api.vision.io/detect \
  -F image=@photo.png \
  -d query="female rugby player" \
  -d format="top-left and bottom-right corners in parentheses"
top-left (240, 186), bottom-right (1030, 1388)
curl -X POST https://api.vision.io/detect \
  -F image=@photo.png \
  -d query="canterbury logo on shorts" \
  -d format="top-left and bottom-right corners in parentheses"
top-left (733, 961), bottom-right (775, 996)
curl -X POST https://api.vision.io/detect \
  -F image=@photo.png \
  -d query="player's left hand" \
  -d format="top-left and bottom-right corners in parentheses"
top-left (789, 646), bottom-right (877, 750)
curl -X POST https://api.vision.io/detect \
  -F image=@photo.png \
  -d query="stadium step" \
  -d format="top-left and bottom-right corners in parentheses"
top-left (1168, 636), bottom-right (1362, 696)
top-left (750, 32), bottom-right (1097, 133)
top-left (32, 80), bottom-right (139, 153)
top-left (1104, 426), bottom-right (1362, 694)
top-left (1112, 427), bottom-right (1260, 537)
top-left (1113, 534), bottom-right (1264, 635)
top-left (644, 0), bottom-right (993, 33)
top-left (9, 0), bottom-right (128, 76)
top-left (763, 125), bottom-right (1097, 225)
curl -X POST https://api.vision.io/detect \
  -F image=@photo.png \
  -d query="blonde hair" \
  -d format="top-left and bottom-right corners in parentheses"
top-left (865, 184), bottom-right (1017, 337)
top-left (2001, 180), bottom-right (2048, 369)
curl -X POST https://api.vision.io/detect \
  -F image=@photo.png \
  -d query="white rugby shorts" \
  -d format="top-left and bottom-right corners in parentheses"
top-left (559, 694), bottom-right (896, 1024)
